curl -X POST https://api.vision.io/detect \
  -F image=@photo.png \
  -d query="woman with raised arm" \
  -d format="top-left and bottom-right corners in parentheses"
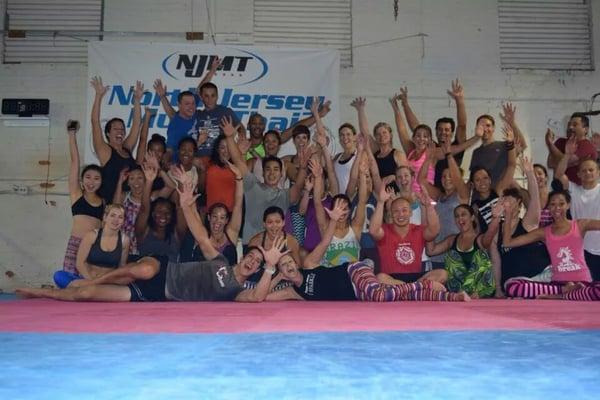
top-left (418, 141), bottom-right (470, 269)
top-left (90, 77), bottom-right (143, 202)
top-left (502, 190), bottom-right (600, 300)
top-left (533, 163), bottom-right (553, 227)
top-left (493, 156), bottom-right (551, 293)
top-left (248, 206), bottom-right (302, 267)
top-left (351, 97), bottom-right (407, 181)
top-left (266, 201), bottom-right (469, 302)
top-left (426, 203), bottom-right (502, 298)
top-left (135, 155), bottom-right (183, 262)
top-left (175, 161), bottom-right (242, 265)
top-left (112, 165), bottom-right (144, 257)
top-left (135, 108), bottom-right (175, 200)
top-left (467, 122), bottom-right (517, 233)
top-left (53, 120), bottom-right (106, 288)
top-left (312, 153), bottom-right (367, 267)
top-left (296, 98), bottom-right (341, 249)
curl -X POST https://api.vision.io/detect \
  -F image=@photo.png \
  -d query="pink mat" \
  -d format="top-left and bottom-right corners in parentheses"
top-left (1, 299), bottom-right (599, 334)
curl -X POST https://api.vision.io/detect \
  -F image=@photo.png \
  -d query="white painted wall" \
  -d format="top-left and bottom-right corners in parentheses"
top-left (1, 0), bottom-right (599, 291)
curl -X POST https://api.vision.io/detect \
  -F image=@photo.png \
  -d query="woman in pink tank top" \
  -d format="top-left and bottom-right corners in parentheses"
top-left (501, 190), bottom-right (600, 300)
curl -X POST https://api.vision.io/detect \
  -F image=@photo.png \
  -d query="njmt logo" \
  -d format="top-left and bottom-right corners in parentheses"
top-left (162, 49), bottom-right (268, 86)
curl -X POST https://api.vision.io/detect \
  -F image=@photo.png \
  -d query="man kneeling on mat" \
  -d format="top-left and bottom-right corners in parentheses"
top-left (17, 173), bottom-right (288, 303)
top-left (266, 198), bottom-right (469, 302)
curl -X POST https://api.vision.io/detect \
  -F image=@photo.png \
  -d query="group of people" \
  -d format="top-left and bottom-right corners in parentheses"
top-left (17, 59), bottom-right (600, 304)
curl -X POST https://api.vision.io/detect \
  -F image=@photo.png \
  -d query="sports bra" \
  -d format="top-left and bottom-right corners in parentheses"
top-left (71, 196), bottom-right (104, 220)
top-left (86, 229), bottom-right (123, 268)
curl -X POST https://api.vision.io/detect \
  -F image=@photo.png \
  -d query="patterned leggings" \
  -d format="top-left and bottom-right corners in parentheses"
top-left (347, 261), bottom-right (463, 302)
top-left (505, 279), bottom-right (600, 300)
top-left (62, 235), bottom-right (82, 273)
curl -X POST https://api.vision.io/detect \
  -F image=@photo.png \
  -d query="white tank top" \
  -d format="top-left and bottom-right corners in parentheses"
top-left (334, 151), bottom-right (356, 194)
top-left (320, 226), bottom-right (360, 267)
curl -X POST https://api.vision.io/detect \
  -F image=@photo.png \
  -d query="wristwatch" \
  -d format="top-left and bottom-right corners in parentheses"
top-left (264, 266), bottom-right (276, 275)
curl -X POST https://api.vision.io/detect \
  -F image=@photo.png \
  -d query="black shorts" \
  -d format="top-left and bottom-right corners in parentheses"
top-left (585, 251), bottom-right (600, 281)
top-left (389, 271), bottom-right (428, 283)
top-left (128, 256), bottom-right (168, 302)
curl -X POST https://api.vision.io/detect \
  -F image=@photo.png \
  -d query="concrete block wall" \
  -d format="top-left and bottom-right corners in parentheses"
top-left (1, 0), bottom-right (599, 291)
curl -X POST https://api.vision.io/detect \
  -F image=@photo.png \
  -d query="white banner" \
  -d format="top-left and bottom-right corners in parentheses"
top-left (85, 41), bottom-right (340, 163)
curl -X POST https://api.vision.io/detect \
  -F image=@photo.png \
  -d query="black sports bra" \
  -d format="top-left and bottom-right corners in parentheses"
top-left (86, 229), bottom-right (122, 268)
top-left (71, 196), bottom-right (104, 220)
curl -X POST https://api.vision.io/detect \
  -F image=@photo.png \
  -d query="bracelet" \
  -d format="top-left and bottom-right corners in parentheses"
top-left (445, 152), bottom-right (452, 158)
top-left (505, 141), bottom-right (515, 150)
top-left (235, 177), bottom-right (243, 181)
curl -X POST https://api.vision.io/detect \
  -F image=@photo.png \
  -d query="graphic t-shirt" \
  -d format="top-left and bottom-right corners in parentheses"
top-left (195, 105), bottom-right (240, 156)
top-left (376, 223), bottom-right (425, 274)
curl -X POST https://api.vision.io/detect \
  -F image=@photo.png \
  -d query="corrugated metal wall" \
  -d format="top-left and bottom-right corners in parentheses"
top-left (498, 0), bottom-right (593, 70)
top-left (4, 0), bottom-right (102, 63)
top-left (253, 0), bottom-right (352, 67)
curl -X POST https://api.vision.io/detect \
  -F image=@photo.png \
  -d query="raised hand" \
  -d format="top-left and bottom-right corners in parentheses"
top-left (491, 199), bottom-right (505, 219)
top-left (176, 178), bottom-right (199, 208)
top-left (259, 236), bottom-right (289, 267)
top-left (133, 80), bottom-right (145, 102)
top-left (169, 164), bottom-right (192, 187)
top-left (318, 100), bottom-right (332, 117)
top-left (145, 151), bottom-right (160, 171)
top-left (225, 160), bottom-right (242, 179)
top-left (310, 96), bottom-right (321, 117)
top-left (141, 160), bottom-right (158, 182)
top-left (502, 124), bottom-right (515, 143)
top-left (209, 56), bottom-right (222, 73)
top-left (220, 116), bottom-right (237, 137)
top-left (389, 95), bottom-right (400, 111)
top-left (425, 141), bottom-right (437, 161)
top-left (518, 155), bottom-right (534, 174)
top-left (236, 131), bottom-right (251, 154)
top-left (447, 79), bottom-right (464, 101)
top-left (398, 86), bottom-right (408, 103)
top-left (545, 128), bottom-right (555, 146)
top-left (350, 97), bottom-right (366, 110)
top-left (324, 198), bottom-right (346, 222)
top-left (308, 157), bottom-right (323, 178)
top-left (90, 76), bottom-right (109, 97)
top-left (415, 184), bottom-right (435, 206)
top-left (475, 121), bottom-right (485, 139)
top-left (500, 102), bottom-right (516, 126)
top-left (377, 185), bottom-right (394, 202)
top-left (153, 79), bottom-right (167, 97)
top-left (117, 168), bottom-right (130, 184)
top-left (565, 137), bottom-right (578, 155)
top-left (66, 120), bottom-right (80, 134)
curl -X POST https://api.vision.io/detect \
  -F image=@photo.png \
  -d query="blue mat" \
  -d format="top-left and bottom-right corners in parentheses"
top-left (1, 330), bottom-right (599, 399)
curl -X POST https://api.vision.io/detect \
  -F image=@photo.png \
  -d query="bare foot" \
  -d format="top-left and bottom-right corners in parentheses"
top-left (457, 291), bottom-right (471, 302)
top-left (15, 288), bottom-right (46, 299)
top-left (427, 280), bottom-right (447, 292)
top-left (536, 293), bottom-right (563, 300)
top-left (561, 281), bottom-right (585, 294)
top-left (470, 292), bottom-right (479, 300)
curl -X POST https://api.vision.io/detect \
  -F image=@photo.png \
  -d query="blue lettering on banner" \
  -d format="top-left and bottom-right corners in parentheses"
top-left (107, 85), bottom-right (323, 132)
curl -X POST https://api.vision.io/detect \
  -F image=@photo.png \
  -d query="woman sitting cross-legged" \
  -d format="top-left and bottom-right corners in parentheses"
top-left (425, 203), bottom-right (502, 298)
top-left (266, 199), bottom-right (469, 302)
top-left (502, 189), bottom-right (600, 300)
